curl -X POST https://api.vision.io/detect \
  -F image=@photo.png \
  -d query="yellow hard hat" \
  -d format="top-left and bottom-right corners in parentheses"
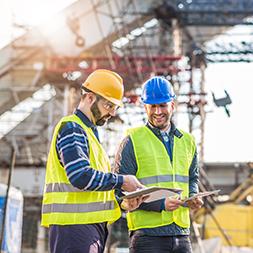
top-left (82, 69), bottom-right (124, 106)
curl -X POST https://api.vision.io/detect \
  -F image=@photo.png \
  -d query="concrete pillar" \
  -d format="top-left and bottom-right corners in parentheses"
top-left (36, 221), bottom-right (47, 253)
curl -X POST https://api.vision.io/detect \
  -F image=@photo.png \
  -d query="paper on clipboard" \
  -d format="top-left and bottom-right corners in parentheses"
top-left (121, 186), bottom-right (183, 203)
top-left (182, 189), bottom-right (220, 203)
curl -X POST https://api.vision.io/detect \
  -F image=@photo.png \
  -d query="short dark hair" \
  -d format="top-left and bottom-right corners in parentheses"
top-left (80, 86), bottom-right (103, 101)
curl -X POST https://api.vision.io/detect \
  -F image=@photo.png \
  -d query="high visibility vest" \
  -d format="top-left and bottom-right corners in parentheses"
top-left (41, 114), bottom-right (121, 227)
top-left (126, 126), bottom-right (195, 230)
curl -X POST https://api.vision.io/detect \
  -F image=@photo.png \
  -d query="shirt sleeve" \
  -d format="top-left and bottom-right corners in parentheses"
top-left (138, 199), bottom-right (165, 212)
top-left (189, 150), bottom-right (199, 196)
top-left (113, 136), bottom-right (137, 206)
top-left (56, 121), bottom-right (123, 191)
top-left (113, 136), bottom-right (138, 175)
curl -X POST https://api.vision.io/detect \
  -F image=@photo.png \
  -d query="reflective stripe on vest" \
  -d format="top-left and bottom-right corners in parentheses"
top-left (45, 183), bottom-right (83, 193)
top-left (139, 175), bottom-right (189, 185)
top-left (126, 126), bottom-right (195, 230)
top-left (41, 114), bottom-right (121, 227)
top-left (45, 183), bottom-right (120, 193)
top-left (42, 201), bottom-right (115, 214)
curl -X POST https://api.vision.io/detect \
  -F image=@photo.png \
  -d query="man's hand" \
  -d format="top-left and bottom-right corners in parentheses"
top-left (121, 175), bottom-right (145, 192)
top-left (186, 197), bottom-right (203, 211)
top-left (121, 195), bottom-right (149, 211)
top-left (165, 197), bottom-right (183, 211)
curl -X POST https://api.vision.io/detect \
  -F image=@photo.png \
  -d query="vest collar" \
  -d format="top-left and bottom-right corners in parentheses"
top-left (74, 109), bottom-right (97, 130)
top-left (146, 121), bottom-right (183, 139)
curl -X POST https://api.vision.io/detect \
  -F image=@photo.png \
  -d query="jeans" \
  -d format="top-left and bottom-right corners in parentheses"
top-left (129, 234), bottom-right (193, 253)
top-left (49, 224), bottom-right (108, 253)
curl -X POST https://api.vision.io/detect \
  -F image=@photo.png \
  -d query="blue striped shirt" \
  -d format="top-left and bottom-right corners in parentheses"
top-left (56, 109), bottom-right (123, 191)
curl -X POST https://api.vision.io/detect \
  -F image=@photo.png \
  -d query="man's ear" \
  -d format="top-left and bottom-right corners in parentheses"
top-left (171, 101), bottom-right (175, 110)
top-left (87, 92), bottom-right (97, 105)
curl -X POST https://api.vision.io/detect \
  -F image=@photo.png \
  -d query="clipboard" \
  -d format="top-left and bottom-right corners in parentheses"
top-left (182, 189), bottom-right (220, 203)
top-left (121, 186), bottom-right (183, 203)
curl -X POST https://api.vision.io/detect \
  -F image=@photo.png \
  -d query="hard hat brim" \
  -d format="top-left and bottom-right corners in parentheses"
top-left (141, 95), bottom-right (176, 105)
top-left (103, 95), bottom-right (123, 107)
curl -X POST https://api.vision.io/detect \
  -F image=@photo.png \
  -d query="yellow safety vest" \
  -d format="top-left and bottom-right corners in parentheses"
top-left (41, 114), bottom-right (121, 227)
top-left (126, 126), bottom-right (195, 230)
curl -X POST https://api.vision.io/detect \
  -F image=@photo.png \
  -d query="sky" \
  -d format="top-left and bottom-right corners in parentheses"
top-left (0, 0), bottom-right (77, 49)
top-left (0, 0), bottom-right (252, 163)
top-left (204, 62), bottom-right (253, 162)
top-left (203, 24), bottom-right (253, 162)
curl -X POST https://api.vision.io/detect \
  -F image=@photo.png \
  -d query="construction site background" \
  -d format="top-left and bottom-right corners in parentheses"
top-left (0, 0), bottom-right (253, 252)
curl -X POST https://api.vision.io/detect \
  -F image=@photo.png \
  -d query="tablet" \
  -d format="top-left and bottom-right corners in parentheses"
top-left (182, 189), bottom-right (220, 203)
top-left (121, 186), bottom-right (183, 203)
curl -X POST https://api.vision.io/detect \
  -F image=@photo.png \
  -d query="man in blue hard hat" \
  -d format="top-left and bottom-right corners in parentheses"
top-left (114, 76), bottom-right (203, 253)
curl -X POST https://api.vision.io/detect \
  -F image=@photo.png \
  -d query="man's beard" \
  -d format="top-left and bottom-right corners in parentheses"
top-left (150, 113), bottom-right (170, 130)
top-left (91, 102), bottom-right (111, 126)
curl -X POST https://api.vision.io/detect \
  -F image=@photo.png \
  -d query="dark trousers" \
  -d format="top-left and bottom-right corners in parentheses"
top-left (49, 224), bottom-right (108, 253)
top-left (129, 234), bottom-right (193, 253)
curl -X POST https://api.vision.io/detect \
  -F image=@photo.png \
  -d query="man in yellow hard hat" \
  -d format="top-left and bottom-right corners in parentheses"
top-left (41, 69), bottom-right (144, 253)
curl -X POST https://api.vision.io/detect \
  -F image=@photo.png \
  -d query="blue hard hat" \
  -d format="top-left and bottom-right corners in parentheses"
top-left (141, 76), bottom-right (176, 104)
